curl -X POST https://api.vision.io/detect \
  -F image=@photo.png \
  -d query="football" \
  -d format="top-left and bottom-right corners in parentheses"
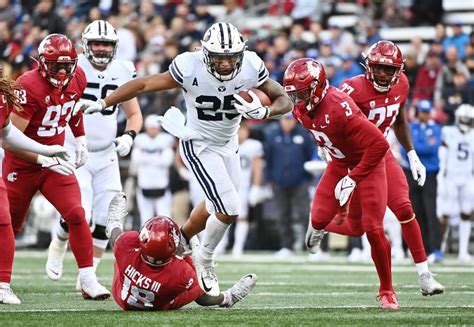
top-left (236, 88), bottom-right (271, 106)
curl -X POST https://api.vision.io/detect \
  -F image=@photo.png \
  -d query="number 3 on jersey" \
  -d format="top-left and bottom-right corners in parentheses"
top-left (310, 130), bottom-right (345, 159)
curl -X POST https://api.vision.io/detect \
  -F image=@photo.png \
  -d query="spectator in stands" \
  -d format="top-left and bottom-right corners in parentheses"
top-left (192, 0), bottom-right (216, 33)
top-left (0, 0), bottom-right (15, 26)
top-left (434, 46), bottom-right (470, 119)
top-left (403, 51), bottom-right (420, 100)
top-left (410, 36), bottom-right (428, 65)
top-left (265, 113), bottom-right (315, 258)
top-left (331, 53), bottom-right (364, 87)
top-left (139, 0), bottom-right (158, 24)
top-left (410, 0), bottom-right (443, 26)
top-left (32, 0), bottom-right (65, 34)
top-left (412, 50), bottom-right (442, 106)
top-left (216, 0), bottom-right (244, 30)
top-left (440, 70), bottom-right (473, 125)
top-left (400, 100), bottom-right (442, 260)
top-left (318, 38), bottom-right (341, 68)
top-left (328, 24), bottom-right (355, 57)
top-left (442, 21), bottom-right (469, 59)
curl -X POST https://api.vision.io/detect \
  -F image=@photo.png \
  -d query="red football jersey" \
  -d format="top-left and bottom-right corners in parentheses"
top-left (112, 231), bottom-right (203, 311)
top-left (4, 67), bottom-right (86, 170)
top-left (294, 87), bottom-right (389, 183)
top-left (339, 73), bottom-right (409, 137)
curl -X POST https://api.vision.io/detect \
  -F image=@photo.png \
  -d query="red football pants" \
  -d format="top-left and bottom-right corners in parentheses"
top-left (2, 163), bottom-right (93, 268)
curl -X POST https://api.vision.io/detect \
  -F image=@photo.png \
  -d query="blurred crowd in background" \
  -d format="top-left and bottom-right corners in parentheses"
top-left (1, 0), bottom-right (473, 262)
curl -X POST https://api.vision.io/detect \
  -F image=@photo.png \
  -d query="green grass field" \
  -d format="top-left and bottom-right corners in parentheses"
top-left (1, 251), bottom-right (473, 325)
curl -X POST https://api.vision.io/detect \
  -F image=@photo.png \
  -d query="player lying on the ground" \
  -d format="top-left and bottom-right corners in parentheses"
top-left (106, 192), bottom-right (257, 310)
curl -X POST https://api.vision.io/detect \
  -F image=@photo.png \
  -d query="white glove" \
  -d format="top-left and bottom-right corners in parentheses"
top-left (248, 185), bottom-right (264, 207)
top-left (157, 107), bottom-right (202, 141)
top-left (407, 150), bottom-right (426, 187)
top-left (73, 99), bottom-right (106, 115)
top-left (37, 155), bottom-right (75, 176)
top-left (115, 134), bottom-right (134, 157)
top-left (41, 145), bottom-right (71, 161)
top-left (318, 146), bottom-right (332, 163)
top-left (233, 91), bottom-right (270, 120)
top-left (334, 175), bottom-right (356, 206)
top-left (75, 136), bottom-right (88, 168)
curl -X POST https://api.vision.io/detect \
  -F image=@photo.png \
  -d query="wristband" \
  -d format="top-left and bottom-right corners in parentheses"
top-left (123, 130), bottom-right (137, 140)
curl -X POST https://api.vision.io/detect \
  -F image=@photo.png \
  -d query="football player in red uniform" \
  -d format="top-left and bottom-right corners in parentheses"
top-left (283, 58), bottom-right (399, 310)
top-left (106, 192), bottom-right (257, 311)
top-left (337, 40), bottom-right (444, 296)
top-left (2, 34), bottom-right (109, 300)
top-left (0, 73), bottom-right (71, 304)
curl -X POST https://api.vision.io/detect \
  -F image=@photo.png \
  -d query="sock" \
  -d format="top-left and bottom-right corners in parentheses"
top-left (79, 266), bottom-right (96, 282)
top-left (198, 215), bottom-right (230, 265)
top-left (214, 229), bottom-right (229, 255)
top-left (458, 220), bottom-right (472, 257)
top-left (366, 229), bottom-right (393, 292)
top-left (0, 224), bottom-right (15, 284)
top-left (0, 282), bottom-right (10, 287)
top-left (401, 219), bottom-right (427, 263)
top-left (415, 261), bottom-right (429, 276)
top-left (232, 221), bottom-right (249, 254)
top-left (361, 234), bottom-right (371, 259)
top-left (93, 257), bottom-right (101, 270)
top-left (69, 221), bottom-right (93, 269)
top-left (220, 290), bottom-right (231, 306)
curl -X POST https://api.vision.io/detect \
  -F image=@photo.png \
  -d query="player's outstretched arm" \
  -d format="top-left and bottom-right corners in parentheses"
top-left (258, 78), bottom-right (293, 118)
top-left (103, 72), bottom-right (180, 109)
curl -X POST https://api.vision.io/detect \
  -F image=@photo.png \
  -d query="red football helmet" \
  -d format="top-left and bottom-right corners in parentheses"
top-left (283, 58), bottom-right (329, 114)
top-left (37, 34), bottom-right (78, 89)
top-left (364, 40), bottom-right (404, 93)
top-left (139, 216), bottom-right (180, 266)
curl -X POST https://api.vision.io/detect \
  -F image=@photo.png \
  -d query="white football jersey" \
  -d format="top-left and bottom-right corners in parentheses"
top-left (169, 50), bottom-right (269, 144)
top-left (239, 138), bottom-right (263, 192)
top-left (67, 54), bottom-right (136, 151)
top-left (440, 126), bottom-right (474, 184)
top-left (132, 132), bottom-right (175, 189)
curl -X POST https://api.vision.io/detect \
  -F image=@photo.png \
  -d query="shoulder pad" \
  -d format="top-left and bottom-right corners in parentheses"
top-left (244, 51), bottom-right (268, 86)
top-left (169, 52), bottom-right (195, 85)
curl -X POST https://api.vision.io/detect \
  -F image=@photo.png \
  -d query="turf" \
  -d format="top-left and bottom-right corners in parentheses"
top-left (1, 251), bottom-right (473, 325)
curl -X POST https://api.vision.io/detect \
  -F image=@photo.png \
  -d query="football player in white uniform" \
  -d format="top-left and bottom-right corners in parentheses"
top-left (76, 22), bottom-right (292, 296)
top-left (438, 104), bottom-right (474, 263)
top-left (46, 20), bottom-right (142, 285)
top-left (131, 114), bottom-right (175, 226)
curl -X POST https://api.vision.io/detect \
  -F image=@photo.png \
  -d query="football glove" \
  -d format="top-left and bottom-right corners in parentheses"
top-left (114, 133), bottom-right (134, 157)
top-left (407, 150), bottom-right (426, 187)
top-left (41, 145), bottom-right (71, 161)
top-left (157, 106), bottom-right (202, 141)
top-left (334, 175), bottom-right (356, 206)
top-left (73, 99), bottom-right (106, 115)
top-left (37, 155), bottom-right (75, 176)
top-left (233, 91), bottom-right (270, 120)
top-left (75, 136), bottom-right (88, 168)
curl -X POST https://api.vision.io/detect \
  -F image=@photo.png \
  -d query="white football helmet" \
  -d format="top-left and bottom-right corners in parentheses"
top-left (82, 20), bottom-right (119, 66)
top-left (201, 22), bottom-right (247, 81)
top-left (455, 104), bottom-right (473, 133)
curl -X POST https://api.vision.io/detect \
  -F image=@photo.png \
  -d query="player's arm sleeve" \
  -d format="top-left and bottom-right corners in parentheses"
top-left (345, 116), bottom-right (390, 183)
top-left (68, 111), bottom-right (85, 137)
top-left (168, 53), bottom-right (192, 86)
top-left (247, 51), bottom-right (269, 87)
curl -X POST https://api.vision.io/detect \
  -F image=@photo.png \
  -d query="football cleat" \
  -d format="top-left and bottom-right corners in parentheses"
top-left (80, 275), bottom-right (110, 300)
top-left (0, 284), bottom-right (21, 305)
top-left (220, 274), bottom-right (257, 308)
top-left (419, 272), bottom-right (444, 296)
top-left (106, 192), bottom-right (127, 238)
top-left (377, 291), bottom-right (400, 310)
top-left (45, 237), bottom-right (68, 280)
top-left (194, 253), bottom-right (220, 297)
top-left (305, 225), bottom-right (327, 254)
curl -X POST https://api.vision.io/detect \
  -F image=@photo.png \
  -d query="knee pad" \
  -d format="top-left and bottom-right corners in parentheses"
top-left (91, 224), bottom-right (108, 240)
top-left (392, 202), bottom-right (415, 224)
top-left (63, 206), bottom-right (86, 226)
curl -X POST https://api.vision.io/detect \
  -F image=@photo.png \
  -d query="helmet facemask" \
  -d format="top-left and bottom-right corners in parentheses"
top-left (366, 62), bottom-right (402, 93)
top-left (82, 20), bottom-right (119, 67)
top-left (203, 48), bottom-right (244, 81)
top-left (84, 40), bottom-right (118, 67)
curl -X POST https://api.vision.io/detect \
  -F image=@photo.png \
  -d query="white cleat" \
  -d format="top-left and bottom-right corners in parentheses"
top-left (419, 272), bottom-right (444, 296)
top-left (458, 254), bottom-right (472, 264)
top-left (80, 275), bottom-right (110, 300)
top-left (106, 192), bottom-right (127, 239)
top-left (195, 254), bottom-right (220, 297)
top-left (305, 226), bottom-right (327, 254)
top-left (0, 284), bottom-right (21, 304)
top-left (45, 238), bottom-right (67, 280)
top-left (220, 274), bottom-right (257, 308)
